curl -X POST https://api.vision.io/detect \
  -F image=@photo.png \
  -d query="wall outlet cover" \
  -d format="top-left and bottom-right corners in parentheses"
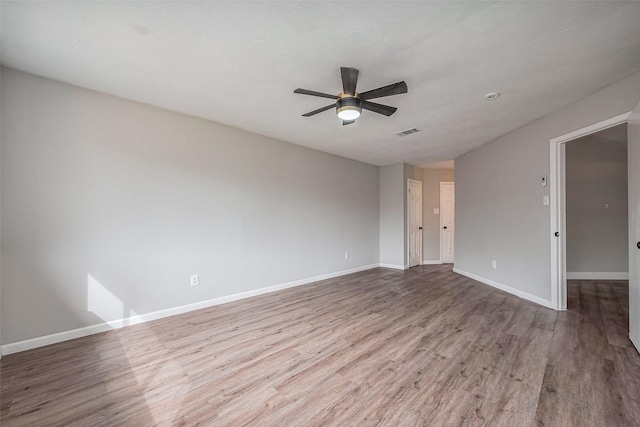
top-left (190, 274), bottom-right (199, 287)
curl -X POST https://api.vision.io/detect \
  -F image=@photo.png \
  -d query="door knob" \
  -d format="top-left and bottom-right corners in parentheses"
top-left (419, 227), bottom-right (423, 230)
top-left (444, 226), bottom-right (448, 229)
top-left (637, 242), bottom-right (640, 249)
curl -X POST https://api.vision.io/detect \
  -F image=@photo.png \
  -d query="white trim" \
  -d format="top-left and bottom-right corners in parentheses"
top-left (2, 263), bottom-right (379, 356)
top-left (453, 267), bottom-right (554, 309)
top-left (379, 263), bottom-right (409, 270)
top-left (549, 141), bottom-right (566, 310)
top-left (550, 112), bottom-right (632, 310)
top-left (549, 112), bottom-right (632, 145)
top-left (421, 260), bottom-right (442, 265)
top-left (567, 272), bottom-right (629, 280)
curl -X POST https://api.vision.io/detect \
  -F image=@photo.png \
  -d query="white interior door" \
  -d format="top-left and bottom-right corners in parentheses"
top-left (441, 182), bottom-right (455, 263)
top-left (629, 100), bottom-right (640, 348)
top-left (408, 179), bottom-right (422, 267)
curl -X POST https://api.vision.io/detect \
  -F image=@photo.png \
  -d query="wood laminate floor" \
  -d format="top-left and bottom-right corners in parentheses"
top-left (2, 265), bottom-right (640, 426)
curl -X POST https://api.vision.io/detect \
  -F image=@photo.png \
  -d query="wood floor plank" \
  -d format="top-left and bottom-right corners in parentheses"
top-left (508, 326), bottom-right (554, 389)
top-left (546, 319), bottom-right (581, 373)
top-left (505, 304), bottom-right (538, 337)
top-left (533, 363), bottom-right (581, 426)
top-left (578, 355), bottom-right (629, 426)
top-left (610, 346), bottom-right (640, 425)
top-left (531, 307), bottom-right (557, 332)
top-left (2, 267), bottom-right (639, 426)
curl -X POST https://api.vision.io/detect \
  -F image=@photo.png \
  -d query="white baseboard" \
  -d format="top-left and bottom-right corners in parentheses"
top-left (379, 263), bottom-right (409, 270)
top-left (2, 263), bottom-right (380, 356)
top-left (567, 272), bottom-right (629, 280)
top-left (422, 260), bottom-right (442, 265)
top-left (453, 267), bottom-right (554, 309)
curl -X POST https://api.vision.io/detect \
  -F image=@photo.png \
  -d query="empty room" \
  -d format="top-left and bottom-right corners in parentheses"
top-left (2, 2), bottom-right (640, 426)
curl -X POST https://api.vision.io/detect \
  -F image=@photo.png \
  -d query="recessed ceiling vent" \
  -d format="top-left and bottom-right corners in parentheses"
top-left (395, 127), bottom-right (421, 137)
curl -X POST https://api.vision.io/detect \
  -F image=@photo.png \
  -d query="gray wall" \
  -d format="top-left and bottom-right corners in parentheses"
top-left (566, 133), bottom-right (628, 274)
top-left (379, 163), bottom-right (404, 267)
top-left (0, 65), bottom-right (2, 355)
top-left (422, 169), bottom-right (455, 262)
top-left (455, 70), bottom-right (640, 302)
top-left (0, 69), bottom-right (380, 344)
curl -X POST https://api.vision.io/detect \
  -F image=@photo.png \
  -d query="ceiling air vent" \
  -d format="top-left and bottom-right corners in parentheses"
top-left (395, 127), bottom-right (421, 137)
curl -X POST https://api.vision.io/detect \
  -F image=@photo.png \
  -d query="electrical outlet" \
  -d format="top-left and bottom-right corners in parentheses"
top-left (190, 274), bottom-right (199, 287)
top-left (345, 252), bottom-right (349, 260)
top-left (491, 260), bottom-right (497, 269)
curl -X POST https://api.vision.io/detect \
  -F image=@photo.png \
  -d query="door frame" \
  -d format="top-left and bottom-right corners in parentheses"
top-left (440, 182), bottom-right (455, 263)
top-left (549, 111), bottom-right (632, 310)
top-left (407, 178), bottom-right (423, 267)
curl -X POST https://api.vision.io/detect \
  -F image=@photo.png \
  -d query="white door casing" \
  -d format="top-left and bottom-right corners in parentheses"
top-left (550, 112), bottom-right (632, 311)
top-left (628, 100), bottom-right (640, 349)
top-left (440, 182), bottom-right (455, 263)
top-left (408, 179), bottom-right (423, 268)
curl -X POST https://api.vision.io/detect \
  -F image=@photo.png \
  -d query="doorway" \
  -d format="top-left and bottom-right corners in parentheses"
top-left (440, 182), bottom-right (455, 263)
top-left (565, 125), bottom-right (628, 281)
top-left (550, 112), bottom-right (631, 310)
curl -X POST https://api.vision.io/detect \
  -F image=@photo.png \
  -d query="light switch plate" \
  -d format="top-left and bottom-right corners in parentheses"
top-left (433, 208), bottom-right (440, 214)
top-left (543, 196), bottom-right (550, 206)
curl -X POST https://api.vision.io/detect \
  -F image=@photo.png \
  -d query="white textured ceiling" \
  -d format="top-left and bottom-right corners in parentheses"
top-left (2, 1), bottom-right (640, 168)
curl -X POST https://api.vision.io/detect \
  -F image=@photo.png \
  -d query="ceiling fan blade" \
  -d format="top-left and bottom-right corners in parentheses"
top-left (341, 67), bottom-right (359, 96)
top-left (343, 120), bottom-right (356, 126)
top-left (302, 104), bottom-right (336, 117)
top-left (361, 101), bottom-right (398, 116)
top-left (359, 81), bottom-right (408, 100)
top-left (294, 88), bottom-right (339, 100)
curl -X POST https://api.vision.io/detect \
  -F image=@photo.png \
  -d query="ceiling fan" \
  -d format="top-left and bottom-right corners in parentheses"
top-left (294, 67), bottom-right (408, 125)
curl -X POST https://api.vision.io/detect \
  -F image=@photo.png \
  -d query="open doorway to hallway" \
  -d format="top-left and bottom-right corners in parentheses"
top-left (565, 124), bottom-right (628, 282)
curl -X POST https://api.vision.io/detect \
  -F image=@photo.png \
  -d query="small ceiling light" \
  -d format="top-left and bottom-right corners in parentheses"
top-left (337, 108), bottom-right (361, 121)
top-left (336, 96), bottom-right (362, 120)
top-left (485, 92), bottom-right (500, 100)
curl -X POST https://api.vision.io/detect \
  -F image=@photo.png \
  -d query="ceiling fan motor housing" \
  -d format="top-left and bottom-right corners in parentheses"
top-left (336, 95), bottom-right (362, 120)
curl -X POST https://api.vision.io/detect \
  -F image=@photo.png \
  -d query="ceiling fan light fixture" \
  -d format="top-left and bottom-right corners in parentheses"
top-left (336, 96), bottom-right (362, 120)
top-left (337, 107), bottom-right (361, 120)
top-left (294, 67), bottom-right (407, 123)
